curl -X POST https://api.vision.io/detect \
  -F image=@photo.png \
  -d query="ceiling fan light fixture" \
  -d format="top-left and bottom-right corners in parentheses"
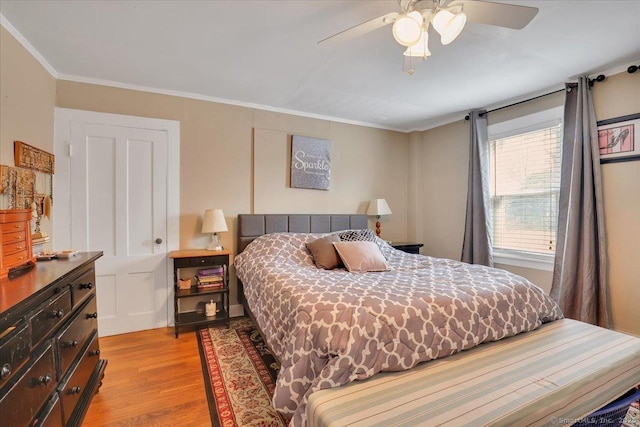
top-left (432, 9), bottom-right (467, 45)
top-left (392, 12), bottom-right (423, 46)
top-left (403, 29), bottom-right (431, 58)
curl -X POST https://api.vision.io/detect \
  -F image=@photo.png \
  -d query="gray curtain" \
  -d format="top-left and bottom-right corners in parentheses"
top-left (551, 77), bottom-right (610, 328)
top-left (461, 109), bottom-right (493, 267)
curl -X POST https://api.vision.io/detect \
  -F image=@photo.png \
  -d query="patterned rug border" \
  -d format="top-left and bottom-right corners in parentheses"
top-left (196, 327), bottom-right (221, 427)
top-left (197, 320), bottom-right (289, 427)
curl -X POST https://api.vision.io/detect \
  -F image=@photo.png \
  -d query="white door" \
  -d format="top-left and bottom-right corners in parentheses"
top-left (54, 109), bottom-right (180, 337)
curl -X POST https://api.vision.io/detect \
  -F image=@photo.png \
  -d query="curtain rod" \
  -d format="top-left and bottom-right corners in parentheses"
top-left (464, 74), bottom-right (607, 121)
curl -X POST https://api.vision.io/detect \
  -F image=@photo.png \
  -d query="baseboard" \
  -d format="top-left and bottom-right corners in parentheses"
top-left (229, 304), bottom-right (244, 318)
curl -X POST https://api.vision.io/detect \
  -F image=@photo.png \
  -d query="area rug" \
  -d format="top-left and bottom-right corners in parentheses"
top-left (197, 318), bottom-right (290, 427)
top-left (198, 320), bottom-right (639, 427)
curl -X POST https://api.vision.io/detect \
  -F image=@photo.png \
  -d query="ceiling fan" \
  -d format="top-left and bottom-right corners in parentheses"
top-left (318, 0), bottom-right (539, 74)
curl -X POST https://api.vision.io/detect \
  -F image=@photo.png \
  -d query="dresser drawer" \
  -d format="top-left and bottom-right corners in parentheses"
top-left (30, 289), bottom-right (72, 349)
top-left (0, 343), bottom-right (56, 427)
top-left (33, 393), bottom-right (63, 427)
top-left (1, 220), bottom-right (28, 233)
top-left (3, 240), bottom-right (29, 255)
top-left (0, 320), bottom-right (30, 386)
top-left (56, 296), bottom-right (98, 377)
top-left (69, 267), bottom-right (96, 309)
top-left (59, 333), bottom-right (100, 425)
top-left (4, 248), bottom-right (31, 267)
top-left (3, 229), bottom-right (27, 243)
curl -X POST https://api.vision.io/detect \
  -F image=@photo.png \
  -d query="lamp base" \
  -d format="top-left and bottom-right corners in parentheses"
top-left (375, 217), bottom-right (382, 237)
top-left (206, 233), bottom-right (223, 251)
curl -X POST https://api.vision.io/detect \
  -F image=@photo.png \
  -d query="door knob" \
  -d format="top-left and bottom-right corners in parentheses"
top-left (155, 238), bottom-right (163, 244)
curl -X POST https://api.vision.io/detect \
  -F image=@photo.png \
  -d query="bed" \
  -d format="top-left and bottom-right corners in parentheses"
top-left (234, 214), bottom-right (640, 427)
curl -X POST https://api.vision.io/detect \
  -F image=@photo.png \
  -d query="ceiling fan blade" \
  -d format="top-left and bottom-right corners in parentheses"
top-left (318, 12), bottom-right (399, 45)
top-left (457, 1), bottom-right (539, 30)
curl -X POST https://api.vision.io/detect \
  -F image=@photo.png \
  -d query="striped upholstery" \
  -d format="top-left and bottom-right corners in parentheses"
top-left (307, 319), bottom-right (640, 427)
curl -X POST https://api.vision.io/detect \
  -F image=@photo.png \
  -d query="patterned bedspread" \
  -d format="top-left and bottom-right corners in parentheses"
top-left (234, 233), bottom-right (563, 426)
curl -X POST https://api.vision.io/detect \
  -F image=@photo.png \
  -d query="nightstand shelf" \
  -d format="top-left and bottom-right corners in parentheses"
top-left (176, 286), bottom-right (228, 298)
top-left (176, 309), bottom-right (229, 326)
top-left (391, 242), bottom-right (424, 254)
top-left (169, 249), bottom-right (231, 337)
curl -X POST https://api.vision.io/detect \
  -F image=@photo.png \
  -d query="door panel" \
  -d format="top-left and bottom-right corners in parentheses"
top-left (86, 135), bottom-right (116, 255)
top-left (68, 122), bottom-right (168, 336)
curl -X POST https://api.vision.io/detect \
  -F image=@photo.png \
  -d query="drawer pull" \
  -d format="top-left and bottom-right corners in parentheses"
top-left (14, 224), bottom-right (20, 228)
top-left (65, 339), bottom-right (79, 348)
top-left (52, 309), bottom-right (65, 319)
top-left (16, 246), bottom-right (22, 250)
top-left (87, 312), bottom-right (98, 319)
top-left (1, 363), bottom-right (10, 379)
top-left (89, 349), bottom-right (101, 357)
top-left (38, 374), bottom-right (52, 385)
top-left (70, 386), bottom-right (82, 394)
top-left (79, 282), bottom-right (93, 290)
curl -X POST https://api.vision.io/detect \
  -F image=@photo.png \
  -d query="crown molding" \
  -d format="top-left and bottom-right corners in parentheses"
top-left (1, 13), bottom-right (57, 78)
top-left (56, 73), bottom-right (406, 133)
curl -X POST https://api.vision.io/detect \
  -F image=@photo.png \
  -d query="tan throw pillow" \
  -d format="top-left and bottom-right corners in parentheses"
top-left (333, 241), bottom-right (389, 273)
top-left (306, 234), bottom-right (343, 269)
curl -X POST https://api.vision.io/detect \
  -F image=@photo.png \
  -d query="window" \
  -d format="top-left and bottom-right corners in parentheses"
top-left (488, 107), bottom-right (563, 270)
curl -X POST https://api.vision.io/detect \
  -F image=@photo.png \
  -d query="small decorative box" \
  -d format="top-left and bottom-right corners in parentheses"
top-left (178, 278), bottom-right (192, 289)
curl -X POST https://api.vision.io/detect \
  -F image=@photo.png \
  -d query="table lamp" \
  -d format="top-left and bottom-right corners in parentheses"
top-left (367, 199), bottom-right (392, 237)
top-left (202, 209), bottom-right (228, 251)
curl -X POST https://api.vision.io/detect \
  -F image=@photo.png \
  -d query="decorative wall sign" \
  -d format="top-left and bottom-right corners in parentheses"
top-left (14, 141), bottom-right (55, 174)
top-left (290, 135), bottom-right (331, 190)
top-left (597, 113), bottom-right (640, 164)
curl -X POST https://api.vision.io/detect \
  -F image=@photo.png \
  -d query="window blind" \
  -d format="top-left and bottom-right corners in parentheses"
top-left (490, 123), bottom-right (562, 255)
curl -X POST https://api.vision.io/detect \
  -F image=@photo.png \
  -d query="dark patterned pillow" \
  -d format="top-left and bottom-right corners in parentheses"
top-left (338, 229), bottom-right (377, 242)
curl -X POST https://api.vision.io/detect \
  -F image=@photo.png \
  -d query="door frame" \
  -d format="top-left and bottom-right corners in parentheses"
top-left (53, 108), bottom-right (180, 327)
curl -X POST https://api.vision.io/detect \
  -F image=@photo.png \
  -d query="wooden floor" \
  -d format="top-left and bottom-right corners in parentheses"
top-left (82, 327), bottom-right (211, 427)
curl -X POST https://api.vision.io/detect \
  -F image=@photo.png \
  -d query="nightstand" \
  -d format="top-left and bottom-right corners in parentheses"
top-left (391, 242), bottom-right (424, 254)
top-left (169, 249), bottom-right (231, 337)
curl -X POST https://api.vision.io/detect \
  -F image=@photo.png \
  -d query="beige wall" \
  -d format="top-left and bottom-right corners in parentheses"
top-left (3, 21), bottom-right (638, 334)
top-left (416, 73), bottom-right (640, 335)
top-left (0, 26), bottom-right (56, 235)
top-left (592, 72), bottom-right (640, 336)
top-left (55, 80), bottom-right (410, 304)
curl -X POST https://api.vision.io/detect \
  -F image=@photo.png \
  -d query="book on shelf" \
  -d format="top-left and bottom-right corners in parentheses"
top-left (198, 266), bottom-right (224, 277)
top-left (197, 275), bottom-right (223, 284)
top-left (196, 276), bottom-right (224, 288)
top-left (197, 282), bottom-right (224, 290)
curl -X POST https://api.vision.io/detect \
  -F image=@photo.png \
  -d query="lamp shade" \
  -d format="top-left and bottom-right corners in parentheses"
top-left (367, 199), bottom-right (392, 216)
top-left (201, 209), bottom-right (228, 234)
top-left (392, 12), bottom-right (423, 47)
top-left (432, 9), bottom-right (467, 45)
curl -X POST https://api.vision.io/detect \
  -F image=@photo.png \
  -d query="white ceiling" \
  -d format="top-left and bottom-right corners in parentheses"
top-left (1, 1), bottom-right (639, 132)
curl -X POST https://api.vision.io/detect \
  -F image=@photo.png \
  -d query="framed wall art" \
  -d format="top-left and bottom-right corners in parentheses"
top-left (14, 141), bottom-right (55, 173)
top-left (597, 113), bottom-right (640, 164)
top-left (290, 135), bottom-right (331, 190)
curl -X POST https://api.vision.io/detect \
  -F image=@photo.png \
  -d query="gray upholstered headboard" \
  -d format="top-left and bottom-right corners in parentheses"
top-left (237, 214), bottom-right (368, 253)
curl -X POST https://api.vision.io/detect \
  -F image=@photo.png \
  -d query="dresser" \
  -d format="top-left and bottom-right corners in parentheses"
top-left (0, 252), bottom-right (106, 427)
